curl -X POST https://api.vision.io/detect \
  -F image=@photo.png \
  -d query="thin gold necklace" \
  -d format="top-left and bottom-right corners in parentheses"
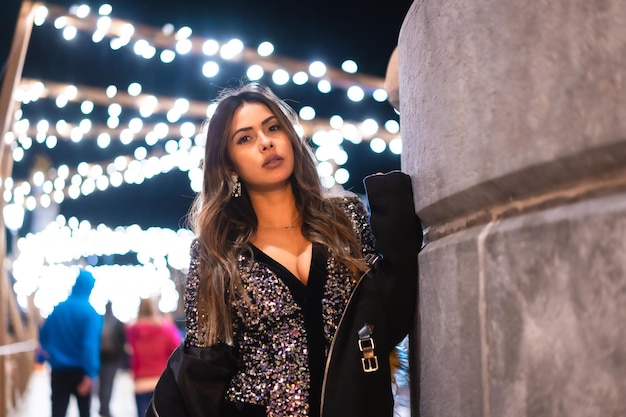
top-left (257, 218), bottom-right (298, 231)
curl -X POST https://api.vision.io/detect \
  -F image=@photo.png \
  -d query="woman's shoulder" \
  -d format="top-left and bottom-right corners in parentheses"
top-left (325, 192), bottom-right (369, 219)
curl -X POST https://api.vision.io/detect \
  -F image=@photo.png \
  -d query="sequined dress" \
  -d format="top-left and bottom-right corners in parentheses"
top-left (184, 196), bottom-right (375, 417)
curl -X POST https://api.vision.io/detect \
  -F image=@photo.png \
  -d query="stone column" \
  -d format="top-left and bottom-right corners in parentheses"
top-left (398, 1), bottom-right (626, 416)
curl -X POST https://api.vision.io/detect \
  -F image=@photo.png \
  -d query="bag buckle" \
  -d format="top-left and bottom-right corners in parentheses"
top-left (364, 253), bottom-right (380, 268)
top-left (358, 324), bottom-right (379, 373)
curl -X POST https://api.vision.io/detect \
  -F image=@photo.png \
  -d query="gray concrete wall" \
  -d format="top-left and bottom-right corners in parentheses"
top-left (398, 0), bottom-right (626, 415)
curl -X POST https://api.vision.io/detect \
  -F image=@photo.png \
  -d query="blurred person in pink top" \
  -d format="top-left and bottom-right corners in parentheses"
top-left (125, 298), bottom-right (181, 417)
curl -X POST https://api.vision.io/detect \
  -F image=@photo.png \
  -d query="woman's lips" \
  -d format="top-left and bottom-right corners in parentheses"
top-left (263, 155), bottom-right (283, 168)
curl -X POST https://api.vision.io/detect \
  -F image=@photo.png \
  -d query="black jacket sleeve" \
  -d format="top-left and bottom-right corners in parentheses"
top-left (364, 170), bottom-right (422, 345)
top-left (321, 171), bottom-right (422, 417)
top-left (146, 343), bottom-right (239, 417)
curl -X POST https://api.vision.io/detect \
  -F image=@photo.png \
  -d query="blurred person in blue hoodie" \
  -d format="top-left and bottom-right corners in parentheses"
top-left (40, 269), bottom-right (103, 417)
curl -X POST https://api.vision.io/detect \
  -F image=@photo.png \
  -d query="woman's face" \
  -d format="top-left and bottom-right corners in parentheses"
top-left (227, 102), bottom-right (295, 194)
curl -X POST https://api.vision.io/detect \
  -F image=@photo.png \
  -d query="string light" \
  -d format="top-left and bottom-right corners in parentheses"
top-left (389, 138), bottom-right (402, 155)
top-left (12, 219), bottom-right (194, 319)
top-left (257, 41), bottom-right (274, 57)
top-left (341, 60), bottom-right (358, 74)
top-left (7, 2), bottom-right (404, 313)
top-left (202, 61), bottom-right (220, 78)
top-left (8, 111), bottom-right (397, 213)
top-left (16, 79), bottom-right (397, 148)
top-left (35, 3), bottom-right (388, 98)
top-left (347, 86), bottom-right (365, 102)
top-left (246, 65), bottom-right (264, 81)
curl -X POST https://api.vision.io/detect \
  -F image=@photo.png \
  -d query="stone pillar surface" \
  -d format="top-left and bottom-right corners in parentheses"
top-left (398, 1), bottom-right (626, 416)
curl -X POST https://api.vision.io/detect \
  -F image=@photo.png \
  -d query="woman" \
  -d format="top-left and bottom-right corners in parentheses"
top-left (148, 83), bottom-right (421, 417)
top-left (126, 297), bottom-right (181, 417)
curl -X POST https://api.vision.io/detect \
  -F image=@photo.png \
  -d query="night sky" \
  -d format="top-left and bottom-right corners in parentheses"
top-left (1, 0), bottom-right (413, 232)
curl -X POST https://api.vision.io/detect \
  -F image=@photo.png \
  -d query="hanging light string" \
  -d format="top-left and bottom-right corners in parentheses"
top-left (7, 2), bottom-right (401, 318)
top-left (11, 217), bottom-right (195, 320)
top-left (34, 2), bottom-right (389, 99)
top-left (8, 3), bottom-right (403, 211)
top-left (7, 78), bottom-right (401, 211)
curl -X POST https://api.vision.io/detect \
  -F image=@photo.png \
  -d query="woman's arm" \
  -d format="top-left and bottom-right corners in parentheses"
top-left (364, 171), bottom-right (422, 344)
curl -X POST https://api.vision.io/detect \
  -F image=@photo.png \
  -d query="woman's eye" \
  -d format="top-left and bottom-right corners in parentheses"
top-left (268, 124), bottom-right (281, 132)
top-left (236, 135), bottom-right (251, 145)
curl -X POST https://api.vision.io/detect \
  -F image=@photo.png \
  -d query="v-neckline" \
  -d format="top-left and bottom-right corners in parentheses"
top-left (249, 242), bottom-right (318, 289)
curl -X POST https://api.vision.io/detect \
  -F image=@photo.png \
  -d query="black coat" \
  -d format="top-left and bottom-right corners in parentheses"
top-left (147, 171), bottom-right (422, 417)
top-left (321, 171), bottom-right (422, 417)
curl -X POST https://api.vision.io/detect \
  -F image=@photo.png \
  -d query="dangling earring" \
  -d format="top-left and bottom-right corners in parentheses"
top-left (232, 174), bottom-right (242, 198)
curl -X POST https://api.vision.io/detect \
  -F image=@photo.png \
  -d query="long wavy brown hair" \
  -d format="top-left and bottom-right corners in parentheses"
top-left (189, 82), bottom-right (366, 345)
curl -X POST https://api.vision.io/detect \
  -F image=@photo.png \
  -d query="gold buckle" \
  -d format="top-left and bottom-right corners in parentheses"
top-left (361, 356), bottom-right (379, 372)
top-left (358, 336), bottom-right (378, 372)
top-left (358, 337), bottom-right (375, 353)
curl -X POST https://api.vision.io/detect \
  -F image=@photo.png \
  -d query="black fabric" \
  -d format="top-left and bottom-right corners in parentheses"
top-left (221, 400), bottom-right (267, 416)
top-left (146, 343), bottom-right (239, 417)
top-left (320, 171), bottom-right (422, 417)
top-left (51, 369), bottom-right (91, 417)
top-left (364, 171), bottom-right (422, 346)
